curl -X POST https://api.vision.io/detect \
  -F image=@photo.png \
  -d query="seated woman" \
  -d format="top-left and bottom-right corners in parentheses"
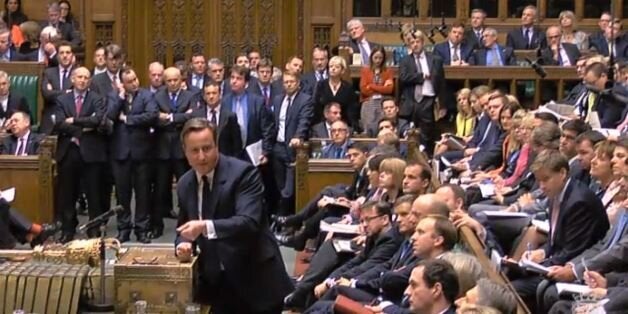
top-left (359, 46), bottom-right (394, 133)
top-left (376, 157), bottom-right (406, 204)
top-left (434, 88), bottom-right (477, 156)
top-left (590, 140), bottom-right (625, 225)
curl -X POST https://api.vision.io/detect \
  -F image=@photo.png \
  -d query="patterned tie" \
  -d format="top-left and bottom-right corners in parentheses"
top-left (75, 95), bottom-right (83, 116)
top-left (196, 75), bottom-right (203, 89)
top-left (263, 86), bottom-right (270, 109)
top-left (61, 69), bottom-right (68, 89)
top-left (126, 93), bottom-right (133, 114)
top-left (550, 197), bottom-right (560, 244)
top-left (490, 49), bottom-right (501, 66)
top-left (170, 92), bottom-right (177, 111)
top-left (452, 45), bottom-right (460, 62)
top-left (359, 42), bottom-right (369, 65)
top-left (209, 109), bottom-right (217, 125)
top-left (15, 138), bottom-right (25, 156)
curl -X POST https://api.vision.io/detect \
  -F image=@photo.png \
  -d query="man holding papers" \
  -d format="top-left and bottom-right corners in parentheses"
top-left (510, 150), bottom-right (609, 312)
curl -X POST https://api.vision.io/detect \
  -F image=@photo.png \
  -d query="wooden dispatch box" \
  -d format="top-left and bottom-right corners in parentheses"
top-left (114, 247), bottom-right (197, 314)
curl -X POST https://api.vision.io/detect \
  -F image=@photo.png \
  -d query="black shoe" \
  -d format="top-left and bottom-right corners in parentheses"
top-left (136, 233), bottom-right (151, 244)
top-left (59, 233), bottom-right (74, 244)
top-left (272, 214), bottom-right (301, 228)
top-left (116, 231), bottom-right (131, 243)
top-left (148, 228), bottom-right (163, 239)
top-left (31, 222), bottom-right (61, 247)
top-left (283, 291), bottom-right (306, 311)
top-left (276, 231), bottom-right (307, 251)
top-left (164, 210), bottom-right (178, 219)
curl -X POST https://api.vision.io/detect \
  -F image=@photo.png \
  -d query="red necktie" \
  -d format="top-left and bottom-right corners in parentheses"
top-left (75, 95), bottom-right (83, 116)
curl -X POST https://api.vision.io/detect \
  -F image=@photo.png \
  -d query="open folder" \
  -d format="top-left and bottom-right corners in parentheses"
top-left (0, 187), bottom-right (15, 203)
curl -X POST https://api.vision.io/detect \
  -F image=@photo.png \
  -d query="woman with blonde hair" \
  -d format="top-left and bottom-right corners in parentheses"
top-left (559, 10), bottom-right (589, 50)
top-left (378, 157), bottom-right (407, 204)
top-left (315, 56), bottom-right (360, 131)
top-left (440, 252), bottom-right (487, 297)
top-left (455, 88), bottom-right (476, 138)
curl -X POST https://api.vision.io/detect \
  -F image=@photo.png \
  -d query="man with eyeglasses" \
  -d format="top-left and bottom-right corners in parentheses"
top-left (321, 120), bottom-right (351, 159)
top-left (470, 28), bottom-right (516, 66)
top-left (590, 12), bottom-right (613, 46)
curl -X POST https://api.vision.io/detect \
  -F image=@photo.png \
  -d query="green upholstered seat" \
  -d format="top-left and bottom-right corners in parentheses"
top-left (9, 74), bottom-right (39, 125)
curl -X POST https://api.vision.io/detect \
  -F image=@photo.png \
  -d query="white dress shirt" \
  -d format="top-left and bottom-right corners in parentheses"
top-left (277, 95), bottom-right (293, 142)
top-left (416, 52), bottom-right (435, 96)
top-left (15, 131), bottom-right (30, 156)
top-left (195, 170), bottom-right (217, 239)
top-left (206, 104), bottom-right (221, 125)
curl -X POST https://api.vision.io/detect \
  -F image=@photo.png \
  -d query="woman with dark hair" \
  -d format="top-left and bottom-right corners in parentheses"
top-left (1, 0), bottom-right (28, 27)
top-left (359, 46), bottom-right (394, 133)
top-left (59, 0), bottom-right (80, 31)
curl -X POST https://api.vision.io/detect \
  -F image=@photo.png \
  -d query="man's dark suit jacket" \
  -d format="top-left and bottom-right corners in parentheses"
top-left (463, 28), bottom-right (484, 50)
top-left (193, 103), bottom-right (242, 157)
top-left (398, 52), bottom-right (445, 118)
top-left (561, 82), bottom-right (587, 105)
top-left (327, 225), bottom-right (403, 280)
top-left (506, 27), bottom-right (546, 50)
top-left (186, 73), bottom-right (211, 91)
top-left (466, 114), bottom-right (490, 148)
top-left (153, 88), bottom-right (197, 160)
top-left (271, 90), bottom-right (314, 150)
top-left (366, 118), bottom-right (410, 138)
top-left (2, 46), bottom-right (31, 61)
top-left (590, 37), bottom-right (628, 62)
top-left (41, 66), bottom-right (74, 104)
top-left (0, 92), bottom-right (30, 120)
top-left (106, 89), bottom-right (158, 161)
top-left (222, 91), bottom-right (275, 157)
top-left (53, 91), bottom-right (107, 163)
top-left (539, 43), bottom-right (581, 66)
top-left (543, 179), bottom-right (609, 266)
top-left (0, 132), bottom-right (44, 155)
top-left (349, 39), bottom-right (378, 63)
top-left (300, 71), bottom-right (324, 97)
top-left (469, 126), bottom-right (506, 171)
top-left (470, 45), bottom-right (517, 66)
top-left (310, 121), bottom-right (331, 138)
top-left (174, 155), bottom-right (293, 310)
top-left (90, 71), bottom-right (120, 97)
top-left (247, 80), bottom-right (280, 109)
top-left (594, 89), bottom-right (626, 128)
top-left (432, 41), bottom-right (474, 65)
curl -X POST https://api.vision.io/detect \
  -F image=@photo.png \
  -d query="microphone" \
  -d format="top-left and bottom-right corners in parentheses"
top-left (526, 57), bottom-right (547, 78)
top-left (78, 205), bottom-right (124, 232)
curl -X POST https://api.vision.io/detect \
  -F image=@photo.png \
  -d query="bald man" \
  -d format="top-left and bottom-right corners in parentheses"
top-left (53, 67), bottom-right (107, 242)
top-left (151, 67), bottom-right (198, 239)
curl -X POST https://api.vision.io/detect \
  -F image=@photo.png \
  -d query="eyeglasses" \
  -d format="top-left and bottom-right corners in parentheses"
top-left (331, 128), bottom-right (348, 133)
top-left (548, 35), bottom-right (561, 39)
top-left (360, 214), bottom-right (384, 224)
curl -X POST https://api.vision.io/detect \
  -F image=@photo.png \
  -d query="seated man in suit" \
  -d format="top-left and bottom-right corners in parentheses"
top-left (510, 150), bottom-right (609, 312)
top-left (590, 19), bottom-right (628, 62)
top-left (506, 5), bottom-right (546, 50)
top-left (175, 118), bottom-right (293, 313)
top-left (0, 28), bottom-right (29, 61)
top-left (0, 71), bottom-right (29, 127)
top-left (194, 81), bottom-right (241, 157)
top-left (311, 102), bottom-right (342, 139)
top-left (0, 196), bottom-right (59, 249)
top-left (1, 111), bottom-right (44, 155)
top-left (549, 270), bottom-right (628, 313)
top-left (367, 98), bottom-right (410, 138)
top-left (540, 26), bottom-right (580, 67)
top-left (321, 120), bottom-right (351, 159)
top-left (399, 260), bottom-right (459, 314)
top-left (454, 278), bottom-right (517, 314)
top-left (471, 28), bottom-right (516, 66)
top-left (582, 62), bottom-right (626, 128)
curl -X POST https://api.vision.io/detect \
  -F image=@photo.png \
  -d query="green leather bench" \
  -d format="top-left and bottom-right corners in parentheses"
top-left (3, 61), bottom-right (45, 126)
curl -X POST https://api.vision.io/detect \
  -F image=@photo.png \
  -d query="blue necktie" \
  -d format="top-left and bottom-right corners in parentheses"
top-left (335, 147), bottom-right (343, 159)
top-left (605, 213), bottom-right (628, 250)
top-left (170, 92), bottom-right (177, 111)
top-left (394, 240), bottom-right (412, 268)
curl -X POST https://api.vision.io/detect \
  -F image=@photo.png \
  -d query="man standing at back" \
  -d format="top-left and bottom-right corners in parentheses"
top-left (175, 118), bottom-right (293, 313)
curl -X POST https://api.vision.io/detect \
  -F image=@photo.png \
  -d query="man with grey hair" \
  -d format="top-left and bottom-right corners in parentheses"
top-left (346, 18), bottom-right (377, 66)
top-left (147, 61), bottom-right (164, 94)
top-left (455, 278), bottom-right (517, 314)
top-left (0, 27), bottom-right (27, 61)
top-left (471, 28), bottom-right (516, 66)
top-left (39, 2), bottom-right (81, 48)
top-left (207, 58), bottom-right (231, 96)
top-left (0, 70), bottom-right (29, 126)
top-left (506, 5), bottom-right (546, 50)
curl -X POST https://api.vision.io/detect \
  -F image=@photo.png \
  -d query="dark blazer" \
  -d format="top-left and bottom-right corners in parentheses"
top-left (543, 179), bottom-right (609, 266)
top-left (506, 27), bottom-right (546, 50)
top-left (222, 91), bottom-right (275, 156)
top-left (466, 114), bottom-right (491, 148)
top-left (367, 118), bottom-right (410, 138)
top-left (41, 66), bottom-right (75, 105)
top-left (314, 79), bottom-right (359, 127)
top-left (539, 43), bottom-right (581, 66)
top-left (90, 71), bottom-right (120, 97)
top-left (590, 37), bottom-right (628, 62)
top-left (572, 215), bottom-right (628, 278)
top-left (328, 225), bottom-right (403, 280)
top-left (0, 92), bottom-right (30, 120)
top-left (469, 122), bottom-right (505, 171)
top-left (470, 45), bottom-right (517, 66)
top-left (39, 21), bottom-right (81, 47)
top-left (247, 81), bottom-right (280, 109)
top-left (433, 41), bottom-right (474, 65)
top-left (53, 91), bottom-right (107, 163)
top-left (398, 52), bottom-right (446, 118)
top-left (175, 155), bottom-right (293, 310)
top-left (463, 28), bottom-right (484, 50)
top-left (106, 89), bottom-right (159, 161)
top-left (310, 121), bottom-right (331, 138)
top-left (193, 103), bottom-right (242, 157)
top-left (595, 90), bottom-right (626, 128)
top-left (272, 90), bottom-right (314, 142)
top-left (153, 88), bottom-right (198, 160)
top-left (300, 71), bottom-right (325, 97)
top-left (561, 82), bottom-right (587, 105)
top-left (186, 73), bottom-right (211, 91)
top-left (0, 132), bottom-right (44, 155)
top-left (349, 39), bottom-right (378, 62)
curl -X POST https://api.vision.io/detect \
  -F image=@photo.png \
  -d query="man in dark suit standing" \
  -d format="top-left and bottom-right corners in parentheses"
top-left (90, 44), bottom-right (123, 97)
top-left (463, 9), bottom-right (487, 50)
top-left (511, 150), bottom-right (609, 312)
top-left (1, 111), bottom-right (44, 155)
top-left (194, 81), bottom-right (241, 157)
top-left (367, 99), bottom-right (410, 138)
top-left (152, 67), bottom-right (197, 239)
top-left (0, 71), bottom-right (30, 126)
top-left (399, 29), bottom-right (445, 156)
top-left (271, 71), bottom-right (313, 216)
top-left (247, 58), bottom-right (278, 110)
top-left (222, 65), bottom-right (275, 165)
top-left (346, 19), bottom-right (377, 66)
top-left (40, 41), bottom-right (75, 134)
top-left (433, 21), bottom-right (473, 119)
top-left (589, 12), bottom-right (613, 46)
top-left (186, 53), bottom-right (210, 93)
top-left (208, 58), bottom-right (231, 97)
top-left (147, 62), bottom-right (165, 94)
top-left (106, 68), bottom-right (158, 244)
top-left (471, 28), bottom-right (517, 66)
top-left (506, 5), bottom-right (546, 50)
top-left (301, 46), bottom-right (329, 98)
top-left (175, 118), bottom-right (293, 313)
top-left (53, 67), bottom-right (108, 242)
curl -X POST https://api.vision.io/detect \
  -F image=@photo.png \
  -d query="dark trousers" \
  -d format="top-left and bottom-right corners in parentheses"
top-left (39, 105), bottom-right (56, 135)
top-left (55, 144), bottom-right (106, 236)
top-left (412, 96), bottom-right (436, 156)
top-left (153, 158), bottom-right (189, 231)
top-left (0, 200), bottom-right (32, 249)
top-left (111, 158), bottom-right (151, 234)
top-left (198, 275), bottom-right (283, 314)
top-left (511, 275), bottom-right (544, 313)
top-left (272, 143), bottom-right (295, 216)
top-left (321, 285), bottom-right (377, 302)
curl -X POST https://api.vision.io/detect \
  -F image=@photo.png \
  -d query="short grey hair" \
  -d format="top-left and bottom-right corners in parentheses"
top-left (476, 278), bottom-right (517, 314)
top-left (531, 121), bottom-right (561, 150)
top-left (0, 70), bottom-right (8, 80)
top-left (440, 252), bottom-right (487, 296)
top-left (346, 18), bottom-right (363, 30)
top-left (207, 58), bottom-right (224, 68)
top-left (483, 27), bottom-right (498, 37)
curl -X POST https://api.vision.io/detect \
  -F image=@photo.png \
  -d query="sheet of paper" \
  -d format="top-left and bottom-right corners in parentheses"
top-left (532, 219), bottom-right (549, 233)
top-left (479, 183), bottom-right (496, 198)
top-left (491, 249), bottom-right (502, 271)
top-left (519, 258), bottom-right (551, 275)
top-left (245, 140), bottom-right (263, 167)
top-left (332, 239), bottom-right (356, 253)
top-left (0, 187), bottom-right (15, 203)
top-left (484, 211), bottom-right (530, 218)
top-left (440, 156), bottom-right (452, 167)
top-left (556, 283), bottom-right (591, 295)
top-left (320, 221), bottom-right (360, 234)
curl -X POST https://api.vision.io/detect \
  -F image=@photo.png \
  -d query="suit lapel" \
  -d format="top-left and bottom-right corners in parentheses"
top-left (205, 157), bottom-right (227, 219)
top-left (188, 176), bottom-right (200, 219)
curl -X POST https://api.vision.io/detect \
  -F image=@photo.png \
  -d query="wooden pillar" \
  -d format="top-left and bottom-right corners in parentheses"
top-left (382, 0), bottom-right (392, 17)
top-left (574, 0), bottom-right (584, 20)
top-left (419, 0), bottom-right (429, 19)
top-left (498, 0), bottom-right (508, 20)
top-left (537, 0), bottom-right (546, 20)
top-left (457, 0), bottom-right (469, 21)
top-left (613, 0), bottom-right (623, 19)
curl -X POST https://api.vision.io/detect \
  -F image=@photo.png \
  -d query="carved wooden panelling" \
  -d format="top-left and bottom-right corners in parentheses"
top-left (94, 22), bottom-right (114, 48)
top-left (313, 25), bottom-right (332, 48)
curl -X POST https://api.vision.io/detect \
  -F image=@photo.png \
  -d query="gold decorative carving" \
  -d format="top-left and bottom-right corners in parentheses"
top-left (152, 0), bottom-right (167, 65)
top-left (313, 25), bottom-right (332, 48)
top-left (221, 0), bottom-right (237, 63)
top-left (190, 0), bottom-right (205, 54)
top-left (258, 0), bottom-right (277, 57)
top-left (172, 0), bottom-right (186, 61)
top-left (297, 0), bottom-right (304, 56)
top-left (94, 22), bottom-right (113, 48)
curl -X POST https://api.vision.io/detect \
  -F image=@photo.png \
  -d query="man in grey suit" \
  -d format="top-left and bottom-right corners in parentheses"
top-left (175, 118), bottom-right (293, 313)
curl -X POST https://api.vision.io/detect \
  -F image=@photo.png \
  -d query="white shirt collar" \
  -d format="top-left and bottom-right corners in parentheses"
top-left (195, 169), bottom-right (215, 187)
top-left (18, 130), bottom-right (30, 142)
